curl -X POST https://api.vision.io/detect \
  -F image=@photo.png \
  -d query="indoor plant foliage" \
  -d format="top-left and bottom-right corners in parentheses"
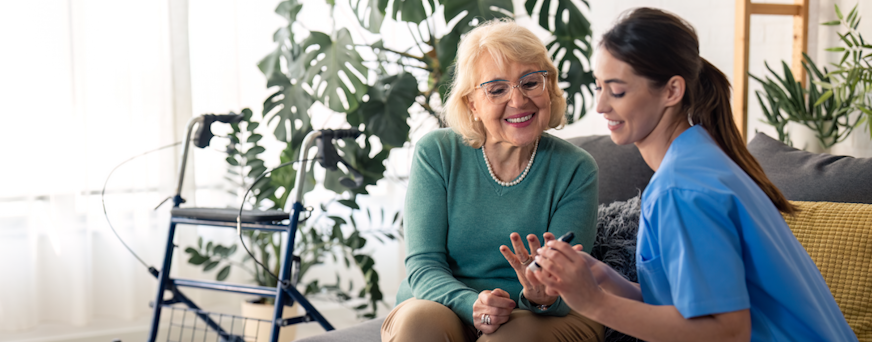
top-left (187, 0), bottom-right (595, 320)
top-left (184, 109), bottom-right (401, 318)
top-left (816, 4), bottom-right (872, 138)
top-left (751, 53), bottom-right (859, 149)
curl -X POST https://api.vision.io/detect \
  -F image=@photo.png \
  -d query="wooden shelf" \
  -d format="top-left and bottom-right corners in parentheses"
top-left (733, 0), bottom-right (808, 138)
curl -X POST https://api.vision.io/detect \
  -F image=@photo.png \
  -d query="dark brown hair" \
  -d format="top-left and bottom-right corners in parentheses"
top-left (601, 8), bottom-right (796, 214)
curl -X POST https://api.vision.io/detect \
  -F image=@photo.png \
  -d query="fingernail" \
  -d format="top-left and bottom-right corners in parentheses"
top-left (537, 247), bottom-right (544, 254)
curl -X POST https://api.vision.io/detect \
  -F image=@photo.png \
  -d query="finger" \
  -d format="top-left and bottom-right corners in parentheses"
top-left (499, 245), bottom-right (521, 268)
top-left (573, 244), bottom-right (584, 252)
top-left (509, 233), bottom-right (530, 261)
top-left (542, 232), bottom-right (556, 244)
top-left (491, 288), bottom-right (511, 298)
top-left (545, 240), bottom-right (582, 262)
top-left (480, 290), bottom-right (516, 309)
top-left (525, 267), bottom-right (543, 288)
top-left (526, 234), bottom-right (542, 257)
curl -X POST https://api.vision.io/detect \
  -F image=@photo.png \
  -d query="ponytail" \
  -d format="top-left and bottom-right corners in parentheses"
top-left (602, 8), bottom-right (797, 214)
top-left (694, 59), bottom-right (797, 214)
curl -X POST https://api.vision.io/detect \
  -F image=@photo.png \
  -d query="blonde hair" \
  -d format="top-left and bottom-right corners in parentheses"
top-left (442, 19), bottom-right (567, 148)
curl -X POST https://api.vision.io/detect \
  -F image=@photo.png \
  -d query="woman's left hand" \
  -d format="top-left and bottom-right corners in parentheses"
top-left (500, 232), bottom-right (558, 306)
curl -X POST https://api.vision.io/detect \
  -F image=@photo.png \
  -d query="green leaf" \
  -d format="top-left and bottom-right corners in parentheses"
top-left (821, 20), bottom-right (841, 26)
top-left (184, 247), bottom-right (199, 256)
top-left (826, 47), bottom-right (846, 52)
top-left (338, 199), bottom-right (360, 209)
top-left (275, 0), bottom-right (304, 22)
top-left (390, 0), bottom-right (431, 24)
top-left (444, 0), bottom-right (513, 36)
top-left (207, 241), bottom-right (214, 254)
top-left (436, 30), bottom-right (461, 72)
top-left (225, 156), bottom-right (239, 166)
top-left (349, 73), bottom-right (416, 147)
top-left (245, 146), bottom-right (266, 160)
top-left (204, 260), bottom-right (220, 272)
top-left (352, 0), bottom-right (386, 32)
top-left (198, 237), bottom-right (203, 249)
top-left (354, 254), bottom-right (375, 271)
top-left (188, 254), bottom-right (209, 265)
top-left (814, 89), bottom-right (834, 107)
top-left (835, 3), bottom-right (843, 20)
top-left (301, 29), bottom-right (369, 113)
top-left (216, 265), bottom-right (231, 281)
top-left (528, 0), bottom-right (591, 38)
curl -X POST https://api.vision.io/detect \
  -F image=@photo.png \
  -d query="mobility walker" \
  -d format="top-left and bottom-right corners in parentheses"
top-left (147, 113), bottom-right (362, 342)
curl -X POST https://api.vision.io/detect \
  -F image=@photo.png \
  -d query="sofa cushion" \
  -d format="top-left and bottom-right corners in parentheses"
top-left (784, 201), bottom-right (872, 341)
top-left (747, 132), bottom-right (872, 204)
top-left (566, 135), bottom-right (654, 205)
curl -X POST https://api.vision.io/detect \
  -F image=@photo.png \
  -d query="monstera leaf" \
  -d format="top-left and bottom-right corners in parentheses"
top-left (323, 140), bottom-right (389, 196)
top-left (302, 29), bottom-right (369, 113)
top-left (444, 0), bottom-right (513, 35)
top-left (526, 0), bottom-right (590, 37)
top-left (526, 0), bottom-right (593, 123)
top-left (548, 38), bottom-right (594, 123)
top-left (262, 74), bottom-right (313, 143)
top-left (347, 73), bottom-right (417, 148)
top-left (351, 0), bottom-right (387, 33)
top-left (389, 0), bottom-right (432, 24)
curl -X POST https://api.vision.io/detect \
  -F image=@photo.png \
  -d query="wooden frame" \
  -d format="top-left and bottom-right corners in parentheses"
top-left (733, 0), bottom-right (809, 137)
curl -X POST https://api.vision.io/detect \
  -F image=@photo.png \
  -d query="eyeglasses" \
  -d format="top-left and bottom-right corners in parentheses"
top-left (476, 70), bottom-right (548, 104)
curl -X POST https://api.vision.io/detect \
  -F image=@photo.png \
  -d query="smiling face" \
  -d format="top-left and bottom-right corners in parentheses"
top-left (467, 56), bottom-right (552, 149)
top-left (593, 48), bottom-right (672, 146)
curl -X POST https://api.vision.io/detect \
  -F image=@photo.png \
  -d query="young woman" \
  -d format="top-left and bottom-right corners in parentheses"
top-left (528, 8), bottom-right (857, 342)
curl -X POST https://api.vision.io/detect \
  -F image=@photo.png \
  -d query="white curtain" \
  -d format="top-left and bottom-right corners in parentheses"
top-left (0, 0), bottom-right (182, 331)
top-left (0, 0), bottom-right (412, 336)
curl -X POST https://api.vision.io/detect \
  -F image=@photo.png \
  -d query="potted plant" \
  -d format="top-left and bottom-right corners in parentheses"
top-left (751, 53), bottom-right (859, 152)
top-left (752, 4), bottom-right (871, 152)
top-left (815, 4), bottom-right (872, 139)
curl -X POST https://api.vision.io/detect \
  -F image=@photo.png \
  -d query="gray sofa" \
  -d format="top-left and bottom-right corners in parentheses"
top-left (297, 132), bottom-right (872, 342)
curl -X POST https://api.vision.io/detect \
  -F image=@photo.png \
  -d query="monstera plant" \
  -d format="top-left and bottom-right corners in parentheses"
top-left (208, 0), bottom-right (595, 319)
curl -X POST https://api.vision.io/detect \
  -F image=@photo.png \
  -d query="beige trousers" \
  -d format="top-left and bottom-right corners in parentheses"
top-left (381, 299), bottom-right (604, 342)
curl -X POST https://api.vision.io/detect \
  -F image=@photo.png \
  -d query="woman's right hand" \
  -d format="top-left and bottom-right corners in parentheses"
top-left (566, 244), bottom-right (642, 301)
top-left (473, 288), bottom-right (516, 335)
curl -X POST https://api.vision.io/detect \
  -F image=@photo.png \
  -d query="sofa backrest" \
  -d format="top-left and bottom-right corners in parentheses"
top-left (784, 201), bottom-right (872, 341)
top-left (566, 135), bottom-right (654, 205)
top-left (747, 132), bottom-right (872, 204)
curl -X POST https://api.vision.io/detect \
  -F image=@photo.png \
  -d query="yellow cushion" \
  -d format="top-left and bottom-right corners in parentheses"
top-left (784, 201), bottom-right (872, 341)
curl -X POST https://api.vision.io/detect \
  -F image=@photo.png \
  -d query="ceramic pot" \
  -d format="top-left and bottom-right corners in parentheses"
top-left (240, 298), bottom-right (299, 342)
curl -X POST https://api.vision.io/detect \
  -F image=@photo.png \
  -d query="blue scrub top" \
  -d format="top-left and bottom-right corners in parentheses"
top-left (636, 126), bottom-right (856, 341)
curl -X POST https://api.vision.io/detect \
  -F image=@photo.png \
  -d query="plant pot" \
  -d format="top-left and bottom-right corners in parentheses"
top-left (240, 298), bottom-right (299, 342)
top-left (787, 121), bottom-right (832, 153)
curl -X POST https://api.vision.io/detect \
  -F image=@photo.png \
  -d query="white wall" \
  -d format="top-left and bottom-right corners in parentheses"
top-left (551, 0), bottom-right (872, 158)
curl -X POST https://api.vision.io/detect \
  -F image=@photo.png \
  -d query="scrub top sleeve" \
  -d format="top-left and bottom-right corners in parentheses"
top-left (650, 189), bottom-right (751, 318)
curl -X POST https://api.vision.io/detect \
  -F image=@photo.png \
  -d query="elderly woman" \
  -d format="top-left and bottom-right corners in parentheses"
top-left (380, 20), bottom-right (603, 342)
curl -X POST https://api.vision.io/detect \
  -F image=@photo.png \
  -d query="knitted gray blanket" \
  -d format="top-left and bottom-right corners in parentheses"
top-left (591, 195), bottom-right (642, 342)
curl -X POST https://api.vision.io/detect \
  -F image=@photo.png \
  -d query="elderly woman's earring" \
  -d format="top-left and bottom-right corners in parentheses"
top-left (687, 112), bottom-right (694, 126)
top-left (474, 117), bottom-right (479, 121)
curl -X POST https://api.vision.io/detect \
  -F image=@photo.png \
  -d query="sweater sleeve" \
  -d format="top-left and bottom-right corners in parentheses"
top-left (403, 132), bottom-right (480, 325)
top-left (517, 147), bottom-right (599, 316)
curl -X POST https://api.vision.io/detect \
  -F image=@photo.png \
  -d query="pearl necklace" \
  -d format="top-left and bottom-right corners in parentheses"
top-left (482, 138), bottom-right (539, 187)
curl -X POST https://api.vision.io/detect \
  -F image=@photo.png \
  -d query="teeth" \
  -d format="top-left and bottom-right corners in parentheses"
top-left (608, 120), bottom-right (622, 127)
top-left (507, 114), bottom-right (533, 123)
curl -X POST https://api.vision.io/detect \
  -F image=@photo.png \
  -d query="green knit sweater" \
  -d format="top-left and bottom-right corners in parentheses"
top-left (397, 128), bottom-right (599, 325)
